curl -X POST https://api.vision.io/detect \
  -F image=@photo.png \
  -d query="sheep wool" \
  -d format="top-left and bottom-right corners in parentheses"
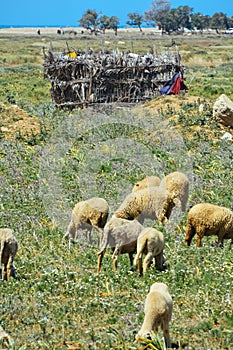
top-left (97, 216), bottom-right (144, 273)
top-left (114, 186), bottom-right (169, 225)
top-left (134, 227), bottom-right (165, 275)
top-left (185, 202), bottom-right (233, 247)
top-left (0, 228), bottom-right (18, 281)
top-left (137, 282), bottom-right (173, 348)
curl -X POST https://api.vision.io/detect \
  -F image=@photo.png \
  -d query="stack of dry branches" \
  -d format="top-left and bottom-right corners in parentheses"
top-left (43, 46), bottom-right (182, 107)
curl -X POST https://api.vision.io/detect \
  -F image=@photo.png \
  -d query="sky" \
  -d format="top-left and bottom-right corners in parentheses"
top-left (1, 0), bottom-right (232, 27)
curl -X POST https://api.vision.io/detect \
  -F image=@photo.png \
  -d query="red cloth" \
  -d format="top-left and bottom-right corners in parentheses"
top-left (170, 76), bottom-right (188, 95)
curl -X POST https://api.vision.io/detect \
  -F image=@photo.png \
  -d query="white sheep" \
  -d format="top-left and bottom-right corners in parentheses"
top-left (0, 228), bottom-right (18, 281)
top-left (114, 186), bottom-right (170, 225)
top-left (137, 282), bottom-right (173, 349)
top-left (64, 197), bottom-right (109, 245)
top-left (132, 176), bottom-right (161, 192)
top-left (97, 216), bottom-right (144, 273)
top-left (185, 202), bottom-right (233, 247)
top-left (134, 227), bottom-right (165, 276)
top-left (159, 171), bottom-right (189, 216)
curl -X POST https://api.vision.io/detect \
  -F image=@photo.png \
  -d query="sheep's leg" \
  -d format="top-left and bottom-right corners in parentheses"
top-left (185, 222), bottom-right (195, 246)
top-left (128, 252), bottom-right (134, 267)
top-left (86, 227), bottom-right (93, 245)
top-left (112, 246), bottom-right (121, 272)
top-left (196, 235), bottom-right (203, 247)
top-left (3, 263), bottom-right (8, 281)
top-left (134, 252), bottom-right (143, 275)
top-left (194, 227), bottom-right (206, 247)
top-left (163, 325), bottom-right (171, 349)
top-left (138, 257), bottom-right (143, 276)
top-left (0, 241), bottom-right (5, 280)
top-left (217, 230), bottom-right (225, 247)
top-left (143, 252), bottom-right (153, 274)
top-left (92, 225), bottom-right (103, 247)
top-left (155, 251), bottom-right (163, 271)
top-left (97, 248), bottom-right (106, 273)
top-left (6, 254), bottom-right (15, 280)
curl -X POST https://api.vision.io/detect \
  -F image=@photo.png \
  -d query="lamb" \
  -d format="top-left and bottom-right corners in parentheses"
top-left (0, 228), bottom-right (18, 281)
top-left (114, 186), bottom-right (170, 225)
top-left (134, 227), bottom-right (165, 276)
top-left (97, 216), bottom-right (144, 273)
top-left (137, 282), bottom-right (173, 349)
top-left (159, 171), bottom-right (189, 217)
top-left (132, 176), bottom-right (161, 192)
top-left (185, 202), bottom-right (233, 247)
top-left (64, 197), bottom-right (109, 245)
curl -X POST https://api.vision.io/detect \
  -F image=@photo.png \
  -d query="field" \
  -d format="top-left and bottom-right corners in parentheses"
top-left (0, 29), bottom-right (233, 350)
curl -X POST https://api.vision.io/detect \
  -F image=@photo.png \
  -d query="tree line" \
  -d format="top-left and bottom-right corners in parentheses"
top-left (78, 0), bottom-right (233, 35)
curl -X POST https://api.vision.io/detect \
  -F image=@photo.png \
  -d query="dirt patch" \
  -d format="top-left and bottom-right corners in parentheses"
top-left (142, 94), bottom-right (231, 142)
top-left (144, 94), bottom-right (198, 109)
top-left (143, 94), bottom-right (201, 118)
top-left (0, 103), bottom-right (41, 139)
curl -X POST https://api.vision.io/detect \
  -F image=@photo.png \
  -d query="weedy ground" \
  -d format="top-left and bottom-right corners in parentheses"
top-left (0, 31), bottom-right (232, 350)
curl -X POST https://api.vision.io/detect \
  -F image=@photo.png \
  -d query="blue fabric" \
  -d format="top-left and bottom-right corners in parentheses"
top-left (159, 73), bottom-right (180, 95)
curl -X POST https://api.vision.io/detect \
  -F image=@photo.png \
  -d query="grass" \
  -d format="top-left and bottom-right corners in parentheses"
top-left (0, 32), bottom-right (233, 349)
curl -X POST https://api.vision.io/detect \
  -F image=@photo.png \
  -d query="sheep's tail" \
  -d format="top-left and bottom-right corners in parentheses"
top-left (134, 238), bottom-right (148, 276)
top-left (134, 237), bottom-right (147, 265)
top-left (97, 227), bottom-right (110, 273)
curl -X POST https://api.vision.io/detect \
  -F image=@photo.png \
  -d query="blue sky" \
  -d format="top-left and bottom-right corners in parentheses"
top-left (1, 0), bottom-right (232, 26)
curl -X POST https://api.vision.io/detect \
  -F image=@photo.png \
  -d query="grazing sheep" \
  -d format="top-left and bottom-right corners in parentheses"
top-left (185, 203), bottom-right (233, 247)
top-left (97, 216), bottom-right (144, 273)
top-left (114, 186), bottom-right (170, 225)
top-left (159, 171), bottom-right (189, 214)
top-left (0, 228), bottom-right (18, 281)
top-left (64, 197), bottom-right (109, 245)
top-left (134, 227), bottom-right (165, 276)
top-left (137, 282), bottom-right (173, 348)
top-left (132, 176), bottom-right (161, 192)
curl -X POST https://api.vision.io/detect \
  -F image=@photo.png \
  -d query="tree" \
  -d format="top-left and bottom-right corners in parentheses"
top-left (191, 13), bottom-right (210, 32)
top-left (227, 16), bottom-right (233, 28)
top-left (163, 9), bottom-right (179, 33)
top-left (173, 6), bottom-right (193, 31)
top-left (108, 16), bottom-right (120, 35)
top-left (126, 12), bottom-right (144, 31)
top-left (161, 6), bottom-right (193, 33)
top-left (210, 12), bottom-right (228, 32)
top-left (144, 0), bottom-right (170, 29)
top-left (99, 15), bottom-right (110, 34)
top-left (78, 9), bottom-right (100, 33)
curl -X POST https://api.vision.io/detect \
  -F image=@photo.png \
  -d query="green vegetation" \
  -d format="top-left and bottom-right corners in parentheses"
top-left (0, 33), bottom-right (232, 349)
